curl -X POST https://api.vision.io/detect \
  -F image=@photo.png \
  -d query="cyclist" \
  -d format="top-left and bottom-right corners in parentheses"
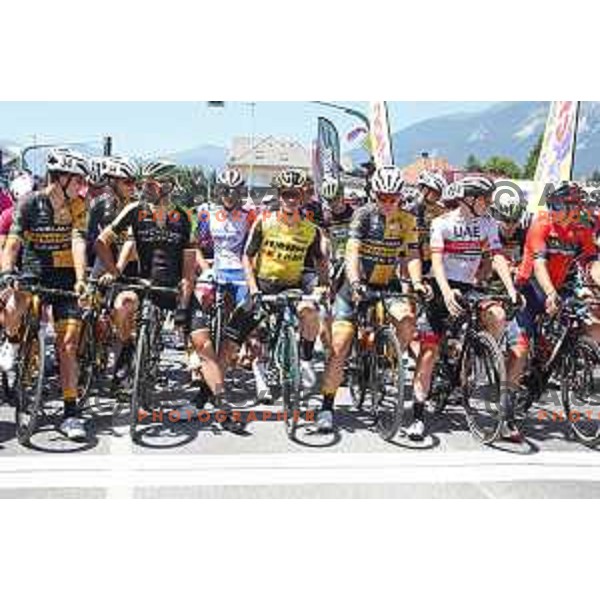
top-left (318, 165), bottom-right (428, 434)
top-left (0, 148), bottom-right (90, 440)
top-left (506, 182), bottom-right (600, 413)
top-left (413, 176), bottom-right (521, 441)
top-left (319, 177), bottom-right (354, 356)
top-left (191, 168), bottom-right (260, 401)
top-left (217, 168), bottom-right (329, 401)
top-left (414, 170), bottom-right (448, 274)
top-left (87, 155), bottom-right (139, 279)
top-left (0, 173), bottom-right (34, 263)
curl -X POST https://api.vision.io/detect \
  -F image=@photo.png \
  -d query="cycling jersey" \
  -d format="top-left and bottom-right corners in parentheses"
top-left (413, 200), bottom-right (447, 266)
top-left (9, 192), bottom-right (86, 286)
top-left (347, 203), bottom-right (419, 287)
top-left (87, 191), bottom-right (137, 276)
top-left (516, 210), bottom-right (597, 289)
top-left (198, 206), bottom-right (255, 272)
top-left (430, 209), bottom-right (502, 285)
top-left (328, 203), bottom-right (354, 263)
top-left (0, 205), bottom-right (13, 237)
top-left (244, 211), bottom-right (323, 286)
top-left (108, 200), bottom-right (194, 288)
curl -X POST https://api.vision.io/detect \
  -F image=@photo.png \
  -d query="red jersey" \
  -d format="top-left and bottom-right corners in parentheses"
top-left (517, 210), bottom-right (597, 288)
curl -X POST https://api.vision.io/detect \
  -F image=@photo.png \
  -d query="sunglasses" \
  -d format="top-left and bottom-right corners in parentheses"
top-left (281, 191), bottom-right (302, 201)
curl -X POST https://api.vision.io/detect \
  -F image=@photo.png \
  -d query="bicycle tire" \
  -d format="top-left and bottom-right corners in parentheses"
top-left (460, 329), bottom-right (505, 444)
top-left (130, 321), bottom-right (150, 440)
top-left (348, 337), bottom-right (371, 411)
top-left (77, 317), bottom-right (96, 405)
top-left (561, 335), bottom-right (600, 446)
top-left (279, 324), bottom-right (301, 439)
top-left (373, 327), bottom-right (405, 441)
top-left (14, 324), bottom-right (46, 446)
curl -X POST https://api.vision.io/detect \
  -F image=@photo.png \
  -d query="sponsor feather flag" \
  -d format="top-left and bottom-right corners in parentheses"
top-left (532, 101), bottom-right (580, 211)
top-left (369, 101), bottom-right (394, 167)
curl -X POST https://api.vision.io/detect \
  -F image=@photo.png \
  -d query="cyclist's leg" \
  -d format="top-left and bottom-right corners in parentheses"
top-left (506, 282), bottom-right (542, 387)
top-left (479, 299), bottom-right (507, 341)
top-left (387, 298), bottom-right (416, 350)
top-left (320, 285), bottom-right (355, 416)
top-left (53, 296), bottom-right (85, 436)
top-left (410, 283), bottom-right (448, 434)
top-left (112, 290), bottom-right (138, 344)
top-left (189, 294), bottom-right (224, 396)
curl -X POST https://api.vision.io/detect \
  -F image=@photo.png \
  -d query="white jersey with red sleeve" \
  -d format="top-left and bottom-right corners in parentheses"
top-left (430, 208), bottom-right (502, 284)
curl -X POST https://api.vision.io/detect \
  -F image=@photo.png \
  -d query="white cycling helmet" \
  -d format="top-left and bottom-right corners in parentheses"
top-left (89, 157), bottom-right (107, 187)
top-left (9, 172), bottom-right (35, 201)
top-left (459, 176), bottom-right (496, 198)
top-left (417, 170), bottom-right (447, 194)
top-left (370, 165), bottom-right (405, 194)
top-left (217, 167), bottom-right (245, 189)
top-left (102, 155), bottom-right (138, 181)
top-left (321, 177), bottom-right (341, 200)
top-left (490, 191), bottom-right (526, 223)
top-left (274, 169), bottom-right (307, 190)
top-left (141, 159), bottom-right (178, 182)
top-left (46, 148), bottom-right (90, 177)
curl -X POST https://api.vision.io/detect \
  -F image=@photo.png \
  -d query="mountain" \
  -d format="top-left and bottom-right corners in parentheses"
top-left (166, 144), bottom-right (228, 170)
top-left (352, 102), bottom-right (600, 178)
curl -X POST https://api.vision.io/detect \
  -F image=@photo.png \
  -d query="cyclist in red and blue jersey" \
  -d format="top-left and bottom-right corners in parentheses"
top-left (507, 182), bottom-right (600, 409)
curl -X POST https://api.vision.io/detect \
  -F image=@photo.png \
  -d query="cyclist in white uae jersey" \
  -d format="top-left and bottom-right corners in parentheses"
top-left (409, 176), bottom-right (521, 441)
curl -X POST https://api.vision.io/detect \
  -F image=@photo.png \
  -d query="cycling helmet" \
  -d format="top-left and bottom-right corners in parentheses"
top-left (441, 181), bottom-right (464, 207)
top-left (274, 169), bottom-right (307, 190)
top-left (102, 155), bottom-right (138, 181)
top-left (490, 192), bottom-right (526, 223)
top-left (141, 159), bottom-right (178, 182)
top-left (321, 177), bottom-right (341, 200)
top-left (89, 157), bottom-right (107, 187)
top-left (9, 172), bottom-right (34, 201)
top-left (370, 165), bottom-right (405, 194)
top-left (46, 148), bottom-right (90, 177)
top-left (459, 176), bottom-right (496, 198)
top-left (217, 167), bottom-right (245, 189)
top-left (417, 170), bottom-right (446, 194)
top-left (546, 181), bottom-right (584, 204)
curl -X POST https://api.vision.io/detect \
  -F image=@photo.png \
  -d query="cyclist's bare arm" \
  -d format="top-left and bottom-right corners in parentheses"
top-left (95, 228), bottom-right (119, 277)
top-left (1, 235), bottom-right (22, 273)
top-left (115, 236), bottom-right (136, 274)
top-left (180, 248), bottom-right (197, 306)
top-left (588, 260), bottom-right (600, 288)
top-left (196, 247), bottom-right (211, 274)
top-left (242, 219), bottom-right (262, 295)
top-left (491, 252), bottom-right (518, 298)
top-left (405, 249), bottom-right (423, 287)
top-left (72, 231), bottom-right (87, 283)
top-left (345, 239), bottom-right (361, 285)
top-left (431, 251), bottom-right (452, 297)
top-left (533, 258), bottom-right (556, 297)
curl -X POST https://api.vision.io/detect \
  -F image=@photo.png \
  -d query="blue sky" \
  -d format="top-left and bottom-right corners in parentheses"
top-left (0, 101), bottom-right (497, 157)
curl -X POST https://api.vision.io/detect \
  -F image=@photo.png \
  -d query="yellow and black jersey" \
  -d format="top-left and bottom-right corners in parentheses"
top-left (413, 200), bottom-right (448, 265)
top-left (245, 212), bottom-right (324, 287)
top-left (347, 203), bottom-right (419, 287)
top-left (9, 192), bottom-right (86, 280)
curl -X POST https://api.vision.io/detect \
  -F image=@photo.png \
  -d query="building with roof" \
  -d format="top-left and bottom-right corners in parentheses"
top-left (228, 136), bottom-right (310, 188)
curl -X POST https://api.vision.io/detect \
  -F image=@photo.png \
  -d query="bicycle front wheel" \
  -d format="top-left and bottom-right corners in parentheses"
top-left (373, 327), bottom-right (405, 441)
top-left (461, 330), bottom-right (505, 444)
top-left (279, 325), bottom-right (301, 438)
top-left (15, 325), bottom-right (46, 446)
top-left (130, 322), bottom-right (151, 440)
top-left (77, 317), bottom-right (96, 405)
top-left (561, 335), bottom-right (600, 446)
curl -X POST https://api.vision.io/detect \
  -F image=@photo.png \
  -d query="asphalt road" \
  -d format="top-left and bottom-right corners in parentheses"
top-left (1, 340), bottom-right (600, 498)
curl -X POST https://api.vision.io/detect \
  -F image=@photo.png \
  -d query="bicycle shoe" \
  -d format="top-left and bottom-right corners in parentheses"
top-left (405, 419), bottom-right (425, 441)
top-left (59, 416), bottom-right (87, 441)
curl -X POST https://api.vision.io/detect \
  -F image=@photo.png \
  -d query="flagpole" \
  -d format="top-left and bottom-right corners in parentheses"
top-left (570, 101), bottom-right (582, 181)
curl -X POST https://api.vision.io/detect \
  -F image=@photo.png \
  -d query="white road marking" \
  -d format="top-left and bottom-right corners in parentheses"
top-left (1, 451), bottom-right (600, 491)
